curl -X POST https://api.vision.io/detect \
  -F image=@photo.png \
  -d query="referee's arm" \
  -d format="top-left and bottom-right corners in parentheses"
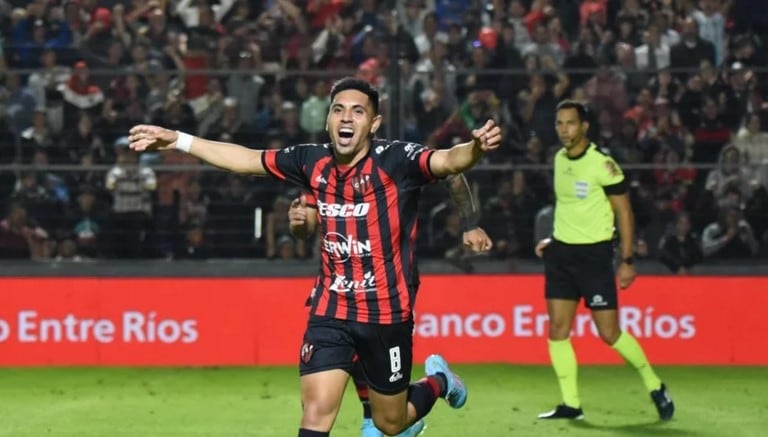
top-left (607, 192), bottom-right (635, 265)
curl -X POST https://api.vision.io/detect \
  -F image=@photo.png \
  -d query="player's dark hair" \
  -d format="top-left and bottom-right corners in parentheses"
top-left (556, 100), bottom-right (589, 122)
top-left (330, 77), bottom-right (380, 115)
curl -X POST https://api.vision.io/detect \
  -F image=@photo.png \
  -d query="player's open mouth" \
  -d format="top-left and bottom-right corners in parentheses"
top-left (338, 127), bottom-right (354, 145)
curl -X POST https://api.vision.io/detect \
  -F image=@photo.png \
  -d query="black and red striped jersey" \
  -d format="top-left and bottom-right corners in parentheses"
top-left (262, 139), bottom-right (438, 324)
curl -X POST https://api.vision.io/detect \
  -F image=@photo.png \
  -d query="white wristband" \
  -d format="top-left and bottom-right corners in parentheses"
top-left (175, 131), bottom-right (193, 153)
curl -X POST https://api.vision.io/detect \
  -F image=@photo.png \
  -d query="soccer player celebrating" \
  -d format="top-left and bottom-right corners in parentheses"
top-left (128, 77), bottom-right (502, 436)
top-left (535, 100), bottom-right (674, 421)
top-left (288, 173), bottom-right (493, 437)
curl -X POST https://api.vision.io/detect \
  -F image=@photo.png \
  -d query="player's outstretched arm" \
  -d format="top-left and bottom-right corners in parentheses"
top-left (128, 125), bottom-right (267, 175)
top-left (429, 119), bottom-right (502, 178)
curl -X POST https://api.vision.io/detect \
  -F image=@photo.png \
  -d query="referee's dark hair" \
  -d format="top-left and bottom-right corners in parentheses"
top-left (556, 100), bottom-right (589, 122)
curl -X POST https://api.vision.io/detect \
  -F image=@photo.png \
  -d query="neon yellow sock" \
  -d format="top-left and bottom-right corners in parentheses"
top-left (548, 338), bottom-right (580, 408)
top-left (612, 331), bottom-right (662, 392)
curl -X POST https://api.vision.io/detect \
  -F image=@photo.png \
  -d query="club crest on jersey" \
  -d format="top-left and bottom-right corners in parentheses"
top-left (300, 342), bottom-right (314, 363)
top-left (351, 173), bottom-right (371, 194)
top-left (604, 160), bottom-right (620, 177)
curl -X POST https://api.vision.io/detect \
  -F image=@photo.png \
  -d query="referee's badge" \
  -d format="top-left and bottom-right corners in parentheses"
top-left (604, 160), bottom-right (621, 177)
top-left (574, 181), bottom-right (589, 199)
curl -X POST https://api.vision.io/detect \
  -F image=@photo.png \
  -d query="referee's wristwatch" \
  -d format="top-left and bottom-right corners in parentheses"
top-left (621, 256), bottom-right (634, 265)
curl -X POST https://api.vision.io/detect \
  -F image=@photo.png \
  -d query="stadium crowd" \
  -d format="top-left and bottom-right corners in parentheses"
top-left (1, 0), bottom-right (767, 272)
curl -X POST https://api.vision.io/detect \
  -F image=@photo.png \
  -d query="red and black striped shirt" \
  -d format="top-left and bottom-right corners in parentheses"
top-left (262, 139), bottom-right (438, 324)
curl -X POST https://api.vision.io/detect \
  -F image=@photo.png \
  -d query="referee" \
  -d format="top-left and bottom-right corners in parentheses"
top-left (535, 100), bottom-right (675, 421)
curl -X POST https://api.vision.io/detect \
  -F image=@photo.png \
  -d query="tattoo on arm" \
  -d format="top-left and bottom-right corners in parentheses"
top-left (443, 174), bottom-right (479, 231)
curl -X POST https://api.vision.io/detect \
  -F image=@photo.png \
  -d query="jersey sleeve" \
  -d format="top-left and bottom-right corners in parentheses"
top-left (302, 191), bottom-right (317, 208)
top-left (378, 140), bottom-right (439, 189)
top-left (598, 156), bottom-right (628, 195)
top-left (261, 145), bottom-right (311, 188)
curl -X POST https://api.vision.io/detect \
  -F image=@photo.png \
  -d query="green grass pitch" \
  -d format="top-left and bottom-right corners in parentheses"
top-left (1, 365), bottom-right (766, 436)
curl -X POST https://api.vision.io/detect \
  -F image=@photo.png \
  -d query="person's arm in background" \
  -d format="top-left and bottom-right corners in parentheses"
top-left (212, 0), bottom-right (237, 23)
top-left (276, 0), bottom-right (308, 34)
top-left (738, 220), bottom-right (760, 256)
top-left (174, 0), bottom-right (197, 27)
top-left (701, 222), bottom-right (731, 257)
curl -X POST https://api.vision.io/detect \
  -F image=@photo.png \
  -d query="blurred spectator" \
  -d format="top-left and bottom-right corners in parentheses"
top-left (704, 144), bottom-right (755, 208)
top-left (480, 176), bottom-right (519, 259)
top-left (266, 195), bottom-right (306, 260)
top-left (225, 46), bottom-right (265, 127)
top-left (53, 235), bottom-right (84, 262)
top-left (430, 90), bottom-right (500, 149)
top-left (519, 64), bottom-right (568, 148)
top-left (104, 136), bottom-right (157, 258)
top-left (690, 96), bottom-right (731, 164)
top-left (635, 23), bottom-right (670, 72)
top-left (178, 178), bottom-right (210, 228)
top-left (658, 211), bottom-right (703, 274)
top-left (691, 0), bottom-right (726, 66)
top-left (27, 48), bottom-right (70, 134)
top-left (653, 10), bottom-right (680, 48)
top-left (0, 202), bottom-right (33, 259)
top-left (79, 0), bottom-right (114, 56)
top-left (1, 73), bottom-right (36, 134)
top-left (0, 0), bottom-right (767, 264)
top-left (311, 7), bottom-right (357, 69)
top-left (0, 201), bottom-right (50, 259)
top-left (523, 21), bottom-right (565, 66)
top-left (744, 182), bottom-right (768, 253)
top-left (62, 111), bottom-right (107, 164)
top-left (268, 101), bottom-right (309, 145)
top-left (701, 206), bottom-right (759, 259)
top-left (425, 206), bottom-right (479, 272)
top-left (733, 112), bottom-right (768, 165)
top-left (174, 220), bottom-right (209, 260)
top-left (584, 60), bottom-right (627, 133)
top-left (207, 174), bottom-right (260, 258)
top-left (652, 147), bottom-right (697, 203)
top-left (58, 61), bottom-right (104, 127)
top-left (192, 78), bottom-right (226, 128)
top-left (426, 206), bottom-right (464, 258)
top-left (670, 17), bottom-right (715, 80)
top-left (0, 110), bottom-right (16, 205)
top-left (69, 185), bottom-right (105, 258)
top-left (300, 79), bottom-right (330, 142)
top-left (11, 170), bottom-right (57, 229)
top-left (19, 109), bottom-right (58, 163)
top-left (175, 0), bottom-right (236, 29)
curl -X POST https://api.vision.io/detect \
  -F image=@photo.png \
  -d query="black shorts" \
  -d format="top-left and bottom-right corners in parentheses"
top-left (298, 315), bottom-right (414, 395)
top-left (543, 239), bottom-right (618, 310)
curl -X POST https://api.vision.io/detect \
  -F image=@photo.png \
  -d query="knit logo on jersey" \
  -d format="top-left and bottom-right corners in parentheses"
top-left (329, 271), bottom-right (377, 293)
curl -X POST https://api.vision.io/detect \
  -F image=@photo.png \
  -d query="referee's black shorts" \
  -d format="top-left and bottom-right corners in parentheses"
top-left (543, 239), bottom-right (617, 310)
